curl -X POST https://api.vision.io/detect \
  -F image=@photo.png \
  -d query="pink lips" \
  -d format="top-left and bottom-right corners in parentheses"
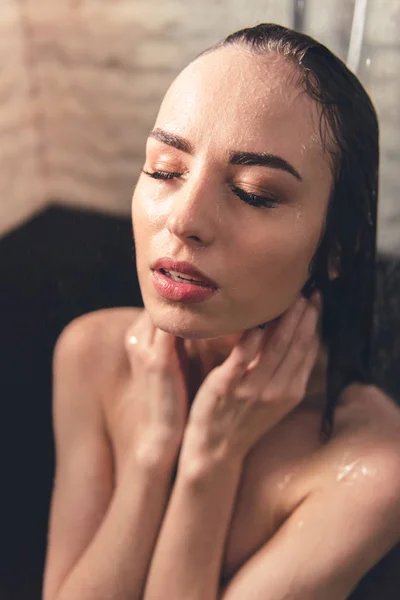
top-left (151, 257), bottom-right (218, 289)
top-left (151, 269), bottom-right (217, 303)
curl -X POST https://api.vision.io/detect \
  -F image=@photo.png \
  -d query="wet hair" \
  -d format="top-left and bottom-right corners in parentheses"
top-left (195, 23), bottom-right (379, 442)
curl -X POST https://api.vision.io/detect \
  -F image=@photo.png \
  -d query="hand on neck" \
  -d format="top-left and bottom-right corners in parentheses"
top-left (182, 332), bottom-right (328, 408)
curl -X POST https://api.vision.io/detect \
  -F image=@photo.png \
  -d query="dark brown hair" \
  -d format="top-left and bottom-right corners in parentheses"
top-left (195, 23), bottom-right (379, 442)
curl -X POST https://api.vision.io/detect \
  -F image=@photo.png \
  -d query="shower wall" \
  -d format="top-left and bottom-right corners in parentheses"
top-left (0, 1), bottom-right (45, 237)
top-left (1, 0), bottom-right (399, 255)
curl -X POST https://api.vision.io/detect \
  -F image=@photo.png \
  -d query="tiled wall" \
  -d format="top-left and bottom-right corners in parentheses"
top-left (1, 0), bottom-right (399, 255)
top-left (0, 1), bottom-right (45, 237)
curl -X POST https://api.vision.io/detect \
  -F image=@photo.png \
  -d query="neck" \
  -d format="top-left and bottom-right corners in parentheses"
top-left (182, 335), bottom-right (328, 408)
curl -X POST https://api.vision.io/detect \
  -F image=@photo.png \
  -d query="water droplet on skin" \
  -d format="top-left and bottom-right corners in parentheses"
top-left (277, 469), bottom-right (297, 491)
top-left (128, 335), bottom-right (138, 345)
top-left (336, 459), bottom-right (361, 483)
top-left (336, 457), bottom-right (377, 484)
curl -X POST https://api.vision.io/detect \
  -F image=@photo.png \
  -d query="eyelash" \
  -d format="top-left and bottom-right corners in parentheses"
top-left (141, 169), bottom-right (279, 209)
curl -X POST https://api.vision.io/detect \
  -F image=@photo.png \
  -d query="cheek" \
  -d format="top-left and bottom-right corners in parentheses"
top-left (131, 188), bottom-right (151, 257)
top-left (132, 180), bottom-right (167, 232)
top-left (242, 222), bottom-right (321, 300)
top-left (132, 185), bottom-right (154, 237)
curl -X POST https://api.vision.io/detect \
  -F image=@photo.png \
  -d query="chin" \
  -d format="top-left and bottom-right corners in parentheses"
top-left (143, 306), bottom-right (205, 339)
top-left (146, 306), bottom-right (238, 341)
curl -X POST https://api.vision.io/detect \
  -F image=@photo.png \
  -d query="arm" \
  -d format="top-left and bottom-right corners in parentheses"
top-left (144, 441), bottom-right (400, 600)
top-left (143, 449), bottom-right (243, 600)
top-left (43, 315), bottom-right (177, 600)
top-left (142, 289), bottom-right (400, 600)
top-left (143, 293), bottom-right (319, 600)
top-left (220, 446), bottom-right (400, 600)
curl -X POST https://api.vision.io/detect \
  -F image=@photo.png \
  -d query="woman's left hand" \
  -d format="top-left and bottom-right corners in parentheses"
top-left (181, 291), bottom-right (322, 465)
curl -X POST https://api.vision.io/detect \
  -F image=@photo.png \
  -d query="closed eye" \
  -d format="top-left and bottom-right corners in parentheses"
top-left (141, 168), bottom-right (182, 180)
top-left (230, 185), bottom-right (280, 209)
top-left (141, 169), bottom-right (280, 209)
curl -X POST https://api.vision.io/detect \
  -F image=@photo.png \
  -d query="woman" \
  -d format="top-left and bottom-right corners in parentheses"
top-left (43, 24), bottom-right (400, 600)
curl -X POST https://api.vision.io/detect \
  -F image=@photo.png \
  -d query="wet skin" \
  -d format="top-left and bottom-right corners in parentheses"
top-left (42, 45), bottom-right (400, 600)
top-left (131, 45), bottom-right (333, 397)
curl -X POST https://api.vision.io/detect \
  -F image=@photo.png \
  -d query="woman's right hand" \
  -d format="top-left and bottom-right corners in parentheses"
top-left (123, 310), bottom-right (190, 468)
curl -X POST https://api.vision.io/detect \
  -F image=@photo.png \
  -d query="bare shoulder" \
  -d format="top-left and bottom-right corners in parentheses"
top-left (323, 383), bottom-right (400, 466)
top-left (56, 306), bottom-right (144, 351)
top-left (223, 384), bottom-right (400, 581)
top-left (54, 306), bottom-right (144, 394)
top-left (324, 382), bottom-right (400, 480)
top-left (336, 382), bottom-right (400, 437)
top-left (265, 384), bottom-right (400, 528)
top-left (308, 384), bottom-right (400, 498)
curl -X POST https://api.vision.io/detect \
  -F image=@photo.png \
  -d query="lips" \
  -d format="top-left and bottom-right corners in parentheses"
top-left (151, 257), bottom-right (218, 289)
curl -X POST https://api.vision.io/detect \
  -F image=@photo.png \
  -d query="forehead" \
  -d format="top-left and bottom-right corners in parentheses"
top-left (155, 45), bottom-right (324, 160)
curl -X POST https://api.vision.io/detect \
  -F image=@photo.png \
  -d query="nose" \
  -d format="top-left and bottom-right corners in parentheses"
top-left (165, 171), bottom-right (219, 247)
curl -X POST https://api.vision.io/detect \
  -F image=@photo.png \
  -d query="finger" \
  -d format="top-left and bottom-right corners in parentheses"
top-left (295, 336), bottom-right (321, 394)
top-left (124, 309), bottom-right (151, 344)
top-left (270, 300), bottom-right (320, 388)
top-left (124, 312), bottom-right (147, 365)
top-left (145, 318), bottom-right (187, 372)
top-left (124, 311), bottom-right (161, 368)
top-left (246, 294), bottom-right (308, 382)
top-left (210, 327), bottom-right (265, 391)
top-left (275, 336), bottom-right (320, 413)
top-left (153, 321), bottom-right (180, 353)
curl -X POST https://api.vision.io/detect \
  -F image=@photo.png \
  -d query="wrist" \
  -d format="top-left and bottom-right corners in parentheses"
top-left (179, 429), bottom-right (244, 484)
top-left (130, 428), bottom-right (181, 474)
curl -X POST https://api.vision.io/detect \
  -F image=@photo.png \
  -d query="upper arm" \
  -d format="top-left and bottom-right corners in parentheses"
top-left (220, 447), bottom-right (400, 600)
top-left (43, 313), bottom-right (115, 600)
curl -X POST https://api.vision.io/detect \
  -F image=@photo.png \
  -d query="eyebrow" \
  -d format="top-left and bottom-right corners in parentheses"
top-left (148, 128), bottom-right (302, 181)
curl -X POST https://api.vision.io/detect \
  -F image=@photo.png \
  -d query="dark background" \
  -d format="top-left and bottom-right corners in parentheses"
top-left (1, 205), bottom-right (399, 599)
